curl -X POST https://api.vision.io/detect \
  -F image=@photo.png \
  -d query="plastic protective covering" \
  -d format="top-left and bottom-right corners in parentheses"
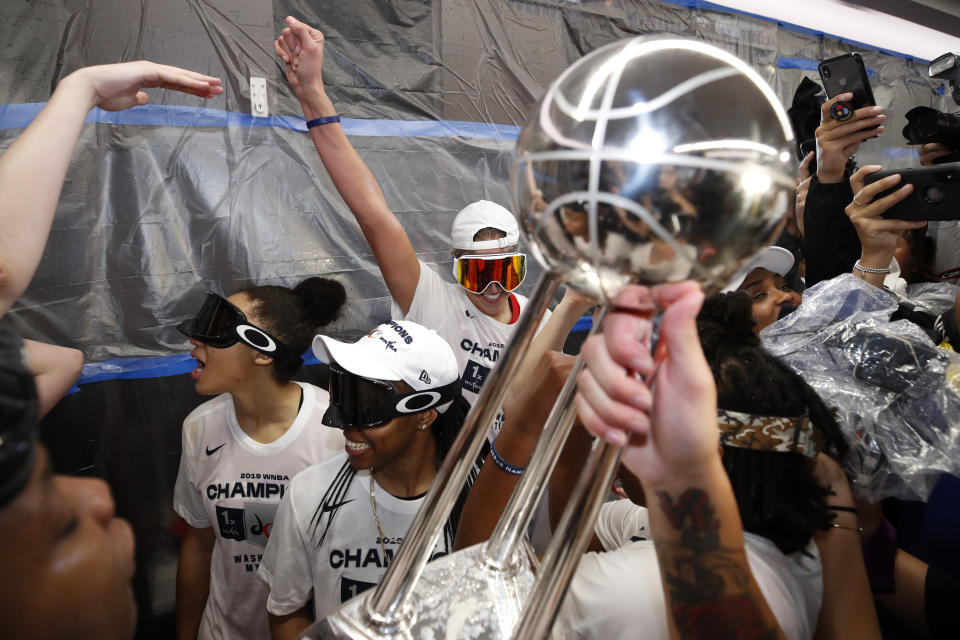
top-left (762, 275), bottom-right (960, 503)
top-left (0, 0), bottom-right (949, 635)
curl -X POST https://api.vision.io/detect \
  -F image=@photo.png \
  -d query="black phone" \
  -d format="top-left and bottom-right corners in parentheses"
top-left (864, 161), bottom-right (960, 221)
top-left (819, 53), bottom-right (876, 110)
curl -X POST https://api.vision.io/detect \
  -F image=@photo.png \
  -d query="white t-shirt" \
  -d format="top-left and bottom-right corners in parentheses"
top-left (397, 259), bottom-right (550, 433)
top-left (258, 454), bottom-right (450, 620)
top-left (554, 500), bottom-right (823, 640)
top-left (173, 382), bottom-right (344, 640)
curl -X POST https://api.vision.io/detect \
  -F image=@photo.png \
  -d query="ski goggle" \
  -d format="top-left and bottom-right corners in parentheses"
top-left (452, 253), bottom-right (526, 294)
top-left (177, 292), bottom-right (302, 368)
top-left (322, 364), bottom-right (460, 429)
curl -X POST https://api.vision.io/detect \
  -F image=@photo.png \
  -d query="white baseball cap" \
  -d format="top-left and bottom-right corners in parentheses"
top-left (312, 320), bottom-right (459, 392)
top-left (450, 200), bottom-right (520, 250)
top-left (723, 246), bottom-right (796, 292)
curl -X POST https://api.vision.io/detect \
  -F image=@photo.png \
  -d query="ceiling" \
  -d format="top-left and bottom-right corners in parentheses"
top-left (852, 0), bottom-right (960, 38)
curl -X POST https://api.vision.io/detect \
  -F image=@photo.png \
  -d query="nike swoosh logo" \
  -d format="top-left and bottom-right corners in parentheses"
top-left (205, 443), bottom-right (227, 456)
top-left (322, 498), bottom-right (356, 514)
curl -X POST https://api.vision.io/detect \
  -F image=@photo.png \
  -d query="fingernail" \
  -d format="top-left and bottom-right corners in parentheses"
top-left (605, 430), bottom-right (628, 447)
top-left (629, 357), bottom-right (650, 372)
top-left (628, 416), bottom-right (649, 432)
top-left (631, 392), bottom-right (651, 408)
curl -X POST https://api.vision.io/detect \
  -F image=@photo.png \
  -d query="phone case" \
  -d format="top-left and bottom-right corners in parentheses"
top-left (819, 53), bottom-right (876, 110)
top-left (865, 161), bottom-right (960, 221)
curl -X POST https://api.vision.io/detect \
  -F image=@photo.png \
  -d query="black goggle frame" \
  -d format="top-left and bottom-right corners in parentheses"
top-left (322, 364), bottom-right (460, 429)
top-left (178, 292), bottom-right (303, 369)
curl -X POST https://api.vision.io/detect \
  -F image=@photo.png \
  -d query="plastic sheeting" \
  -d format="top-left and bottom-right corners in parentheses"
top-left (762, 275), bottom-right (960, 503)
top-left (0, 1), bottom-right (953, 635)
top-left (0, 0), bottom-right (946, 362)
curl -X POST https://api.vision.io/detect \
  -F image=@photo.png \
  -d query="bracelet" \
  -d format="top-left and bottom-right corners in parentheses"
top-left (853, 260), bottom-right (891, 276)
top-left (306, 115), bottom-right (341, 128)
top-left (831, 522), bottom-right (864, 534)
top-left (489, 439), bottom-right (524, 476)
top-left (827, 505), bottom-right (859, 514)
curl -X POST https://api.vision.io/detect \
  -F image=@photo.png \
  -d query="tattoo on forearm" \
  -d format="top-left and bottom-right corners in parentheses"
top-left (654, 489), bottom-right (782, 640)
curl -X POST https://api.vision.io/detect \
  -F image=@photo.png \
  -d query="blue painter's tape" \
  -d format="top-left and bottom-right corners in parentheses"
top-left (777, 56), bottom-right (876, 78)
top-left (1, 102), bottom-right (520, 140)
top-left (572, 314), bottom-right (594, 333)
top-left (73, 349), bottom-right (324, 386)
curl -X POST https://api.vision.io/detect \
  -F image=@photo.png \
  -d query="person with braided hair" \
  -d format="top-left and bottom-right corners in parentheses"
top-left (259, 320), bottom-right (479, 640)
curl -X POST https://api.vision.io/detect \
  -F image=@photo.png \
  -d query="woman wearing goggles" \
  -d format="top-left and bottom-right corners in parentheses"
top-left (259, 321), bottom-right (484, 634)
top-left (173, 277), bottom-right (347, 640)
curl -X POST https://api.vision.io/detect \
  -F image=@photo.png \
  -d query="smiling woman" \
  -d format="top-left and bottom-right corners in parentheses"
top-left (257, 320), bottom-right (477, 640)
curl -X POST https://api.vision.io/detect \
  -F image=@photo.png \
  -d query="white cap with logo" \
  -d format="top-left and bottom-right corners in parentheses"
top-left (723, 246), bottom-right (796, 292)
top-left (450, 200), bottom-right (520, 251)
top-left (312, 320), bottom-right (459, 392)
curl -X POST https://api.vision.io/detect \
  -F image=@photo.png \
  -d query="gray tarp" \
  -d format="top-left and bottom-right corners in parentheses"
top-left (0, 1), bottom-right (951, 635)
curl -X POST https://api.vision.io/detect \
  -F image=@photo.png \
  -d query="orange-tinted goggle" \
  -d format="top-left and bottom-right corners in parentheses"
top-left (452, 253), bottom-right (526, 294)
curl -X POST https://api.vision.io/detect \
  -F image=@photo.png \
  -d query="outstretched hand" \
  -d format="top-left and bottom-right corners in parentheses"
top-left (574, 281), bottom-right (716, 488)
top-left (274, 16), bottom-right (326, 97)
top-left (70, 61), bottom-right (222, 111)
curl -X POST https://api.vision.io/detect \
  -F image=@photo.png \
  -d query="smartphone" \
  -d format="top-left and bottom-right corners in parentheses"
top-left (819, 53), bottom-right (876, 110)
top-left (864, 161), bottom-right (960, 221)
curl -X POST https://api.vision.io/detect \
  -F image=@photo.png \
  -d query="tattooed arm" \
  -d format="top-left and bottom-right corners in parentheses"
top-left (575, 282), bottom-right (785, 640)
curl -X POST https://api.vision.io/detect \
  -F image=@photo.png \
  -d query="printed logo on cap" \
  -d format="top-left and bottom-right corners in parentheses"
top-left (419, 370), bottom-right (432, 385)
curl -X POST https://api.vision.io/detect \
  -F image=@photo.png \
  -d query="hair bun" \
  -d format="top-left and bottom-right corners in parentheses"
top-left (294, 277), bottom-right (346, 327)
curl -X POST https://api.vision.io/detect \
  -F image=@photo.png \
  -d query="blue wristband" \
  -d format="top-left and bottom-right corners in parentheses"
top-left (306, 115), bottom-right (341, 128)
top-left (489, 439), bottom-right (524, 476)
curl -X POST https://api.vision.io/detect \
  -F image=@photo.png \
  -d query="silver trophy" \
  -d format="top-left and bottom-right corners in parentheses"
top-left (302, 35), bottom-right (794, 639)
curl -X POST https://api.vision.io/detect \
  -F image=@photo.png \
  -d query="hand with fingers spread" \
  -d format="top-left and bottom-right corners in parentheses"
top-left (574, 281), bottom-right (715, 488)
top-left (67, 61), bottom-right (223, 112)
top-left (816, 93), bottom-right (884, 183)
top-left (846, 165), bottom-right (926, 287)
top-left (274, 16), bottom-right (326, 99)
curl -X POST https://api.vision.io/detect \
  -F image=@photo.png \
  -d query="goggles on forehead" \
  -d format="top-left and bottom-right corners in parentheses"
top-left (452, 252), bottom-right (526, 294)
top-left (322, 364), bottom-right (461, 429)
top-left (177, 292), bottom-right (303, 368)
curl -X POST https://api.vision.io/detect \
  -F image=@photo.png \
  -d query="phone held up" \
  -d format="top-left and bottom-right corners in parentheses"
top-left (819, 53), bottom-right (880, 136)
top-left (865, 161), bottom-right (960, 222)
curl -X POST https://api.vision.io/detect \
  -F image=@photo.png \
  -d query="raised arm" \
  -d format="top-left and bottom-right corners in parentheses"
top-left (575, 283), bottom-right (786, 640)
top-left (0, 61), bottom-right (222, 317)
top-left (453, 350), bottom-right (574, 551)
top-left (275, 17), bottom-right (420, 314)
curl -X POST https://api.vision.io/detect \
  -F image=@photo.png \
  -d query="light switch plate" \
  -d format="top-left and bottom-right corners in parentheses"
top-left (250, 77), bottom-right (268, 117)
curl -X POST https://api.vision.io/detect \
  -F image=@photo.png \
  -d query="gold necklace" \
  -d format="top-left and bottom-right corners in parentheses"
top-left (369, 471), bottom-right (389, 565)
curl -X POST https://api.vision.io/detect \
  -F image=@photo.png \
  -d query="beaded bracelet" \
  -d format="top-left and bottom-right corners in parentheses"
top-left (489, 439), bottom-right (524, 476)
top-left (853, 260), bottom-right (891, 277)
top-left (306, 115), bottom-right (341, 128)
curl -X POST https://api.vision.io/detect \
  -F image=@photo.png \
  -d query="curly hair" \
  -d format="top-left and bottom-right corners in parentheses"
top-left (244, 277), bottom-right (346, 383)
top-left (698, 291), bottom-right (849, 554)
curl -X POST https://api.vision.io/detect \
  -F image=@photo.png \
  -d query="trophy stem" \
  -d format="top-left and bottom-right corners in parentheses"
top-left (511, 438), bottom-right (623, 640)
top-left (482, 307), bottom-right (608, 570)
top-left (364, 273), bottom-right (559, 629)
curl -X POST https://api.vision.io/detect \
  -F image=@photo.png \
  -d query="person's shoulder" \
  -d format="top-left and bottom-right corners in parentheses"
top-left (181, 394), bottom-right (232, 448)
top-left (291, 453), bottom-right (350, 491)
top-left (297, 381), bottom-right (329, 410)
